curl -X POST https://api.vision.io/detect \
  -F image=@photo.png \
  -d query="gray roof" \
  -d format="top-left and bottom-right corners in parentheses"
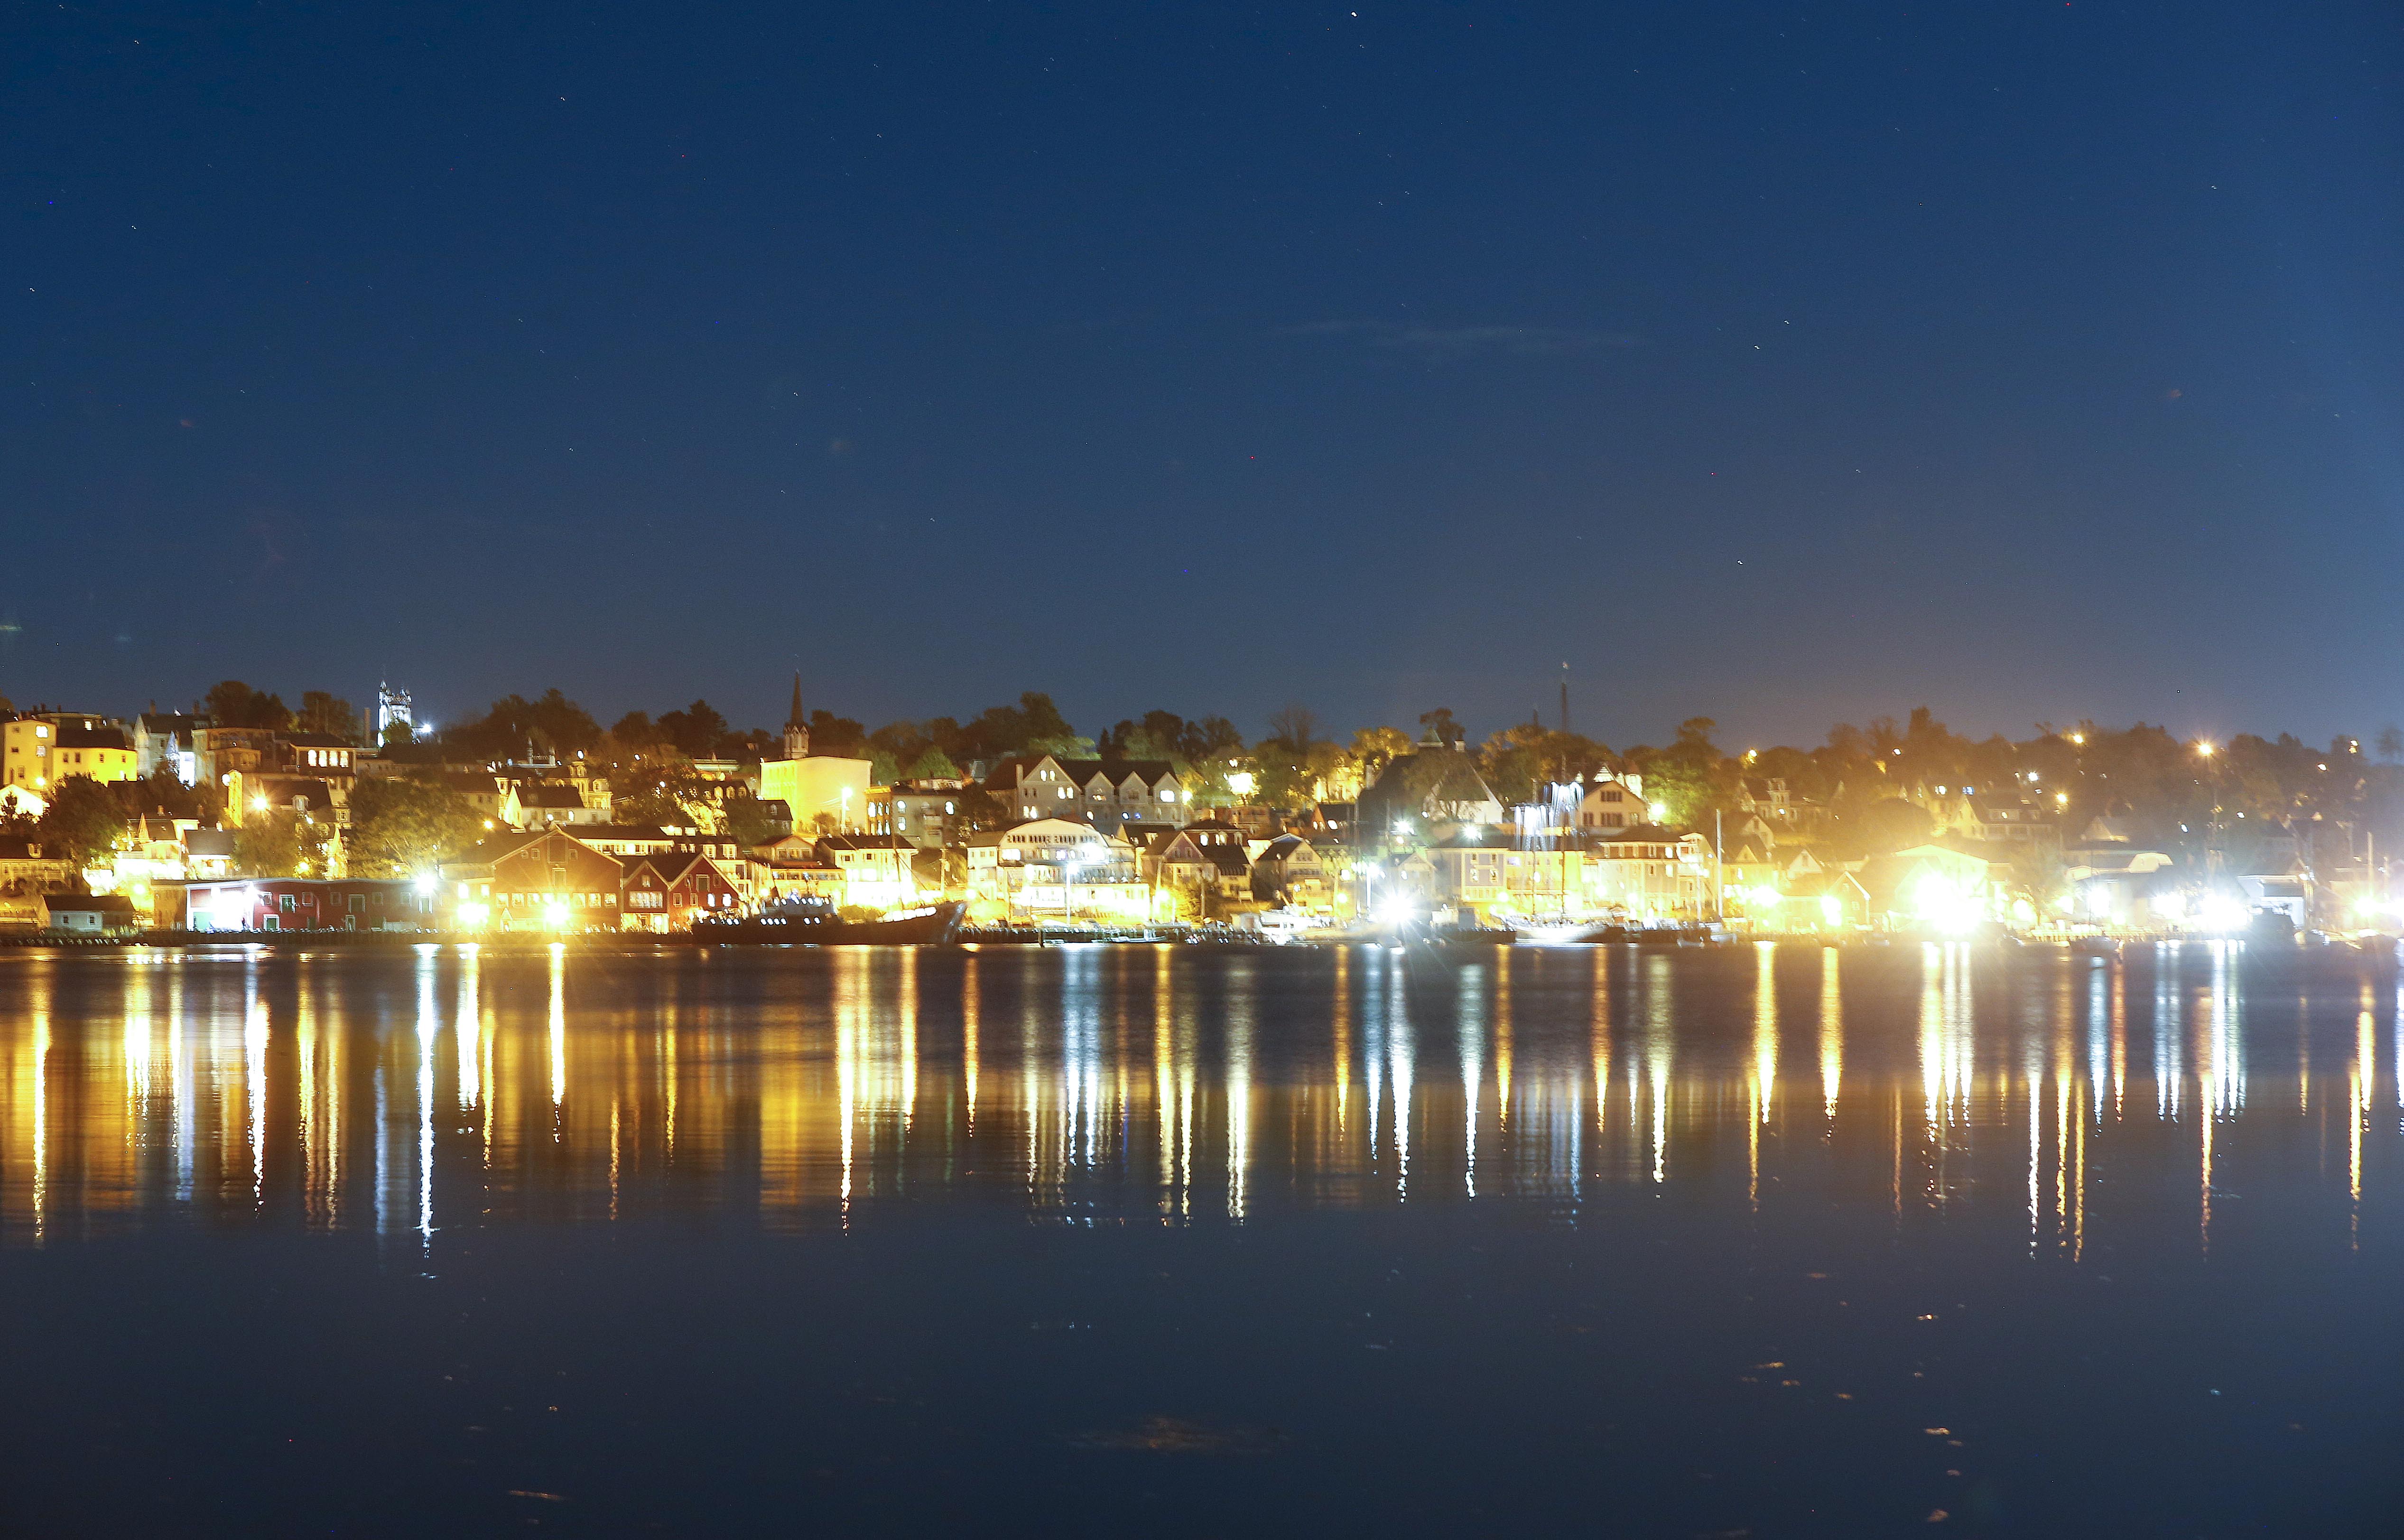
top-left (983, 755), bottom-right (1178, 791)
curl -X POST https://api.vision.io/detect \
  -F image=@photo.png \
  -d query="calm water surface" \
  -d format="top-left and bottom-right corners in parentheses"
top-left (0, 941), bottom-right (2397, 1536)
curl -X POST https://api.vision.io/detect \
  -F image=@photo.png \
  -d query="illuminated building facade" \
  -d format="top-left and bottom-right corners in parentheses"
top-left (811, 834), bottom-right (921, 910)
top-left (1, 718), bottom-right (56, 792)
top-left (964, 818), bottom-right (1144, 918)
top-left (1578, 828), bottom-right (1714, 917)
top-left (979, 755), bottom-right (1188, 830)
top-left (167, 877), bottom-right (437, 932)
top-left (134, 712), bottom-right (202, 783)
top-left (618, 851), bottom-right (744, 932)
top-left (51, 725), bottom-right (138, 784)
top-left (441, 827), bottom-right (628, 931)
top-left (757, 675), bottom-right (872, 834)
top-left (375, 681), bottom-right (413, 742)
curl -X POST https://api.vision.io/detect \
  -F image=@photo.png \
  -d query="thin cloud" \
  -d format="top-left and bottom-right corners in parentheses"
top-left (1282, 320), bottom-right (1638, 359)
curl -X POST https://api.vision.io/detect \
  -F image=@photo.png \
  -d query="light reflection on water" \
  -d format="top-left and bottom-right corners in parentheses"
top-left (0, 939), bottom-right (2396, 1254)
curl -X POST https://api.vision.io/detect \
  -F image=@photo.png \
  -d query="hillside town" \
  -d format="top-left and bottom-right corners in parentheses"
top-left (0, 677), bottom-right (2394, 940)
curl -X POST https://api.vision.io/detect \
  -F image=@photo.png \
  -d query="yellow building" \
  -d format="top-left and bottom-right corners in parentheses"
top-left (0, 719), bottom-right (54, 791)
top-left (755, 677), bottom-right (871, 834)
top-left (5, 719), bottom-right (139, 790)
top-left (760, 755), bottom-right (872, 833)
top-left (51, 726), bottom-right (139, 785)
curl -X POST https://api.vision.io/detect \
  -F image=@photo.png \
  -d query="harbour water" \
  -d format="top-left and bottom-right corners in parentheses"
top-left (0, 941), bottom-right (2397, 1535)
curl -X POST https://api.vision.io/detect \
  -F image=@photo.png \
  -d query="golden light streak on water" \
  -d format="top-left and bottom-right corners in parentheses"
top-left (1225, 959), bottom-right (1254, 1220)
top-left (2027, 1062), bottom-right (2042, 1258)
top-left (123, 963), bottom-right (152, 1112)
top-left (1642, 952), bottom-right (1673, 1186)
top-left (2072, 1080), bottom-right (2086, 1262)
top-left (546, 944), bottom-right (567, 1115)
top-left (1747, 1086), bottom-right (1760, 1211)
top-left (2358, 991), bottom-right (2376, 1120)
top-left (963, 951), bottom-right (983, 1130)
top-left (1151, 949), bottom-right (1172, 1214)
top-left (1494, 952), bottom-right (1513, 1132)
top-left (899, 948), bottom-right (918, 1133)
top-left (1459, 962), bottom-right (1483, 1199)
top-left (662, 991), bottom-right (677, 1161)
top-left (1920, 943), bottom-right (1944, 1133)
top-left (455, 945), bottom-right (482, 1114)
top-left (1753, 942), bottom-right (1778, 1129)
top-left (2356, 989), bottom-right (2375, 1249)
top-left (2299, 991), bottom-right (2312, 1114)
top-left (170, 964), bottom-right (191, 1204)
top-left (247, 987), bottom-right (269, 1208)
top-left (24, 980), bottom-right (50, 1243)
top-left (298, 984), bottom-right (318, 1226)
top-left (1819, 946), bottom-right (1841, 1122)
top-left (2055, 1040), bottom-right (2071, 1256)
top-left (416, 954), bottom-right (436, 1245)
top-left (1892, 1084), bottom-right (1903, 1223)
top-left (1650, 1057), bottom-right (1667, 1187)
top-left (1387, 949), bottom-right (1414, 1201)
top-left (1330, 946), bottom-right (1349, 1137)
top-left (1591, 949), bottom-right (1611, 1136)
top-left (838, 951), bottom-right (863, 1219)
top-left (2110, 962), bottom-right (2127, 1117)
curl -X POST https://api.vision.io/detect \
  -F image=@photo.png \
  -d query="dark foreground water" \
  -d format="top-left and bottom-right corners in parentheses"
top-left (0, 941), bottom-right (2397, 1537)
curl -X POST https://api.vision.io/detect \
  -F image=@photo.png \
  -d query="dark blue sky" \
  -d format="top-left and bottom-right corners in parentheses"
top-left (7, 2), bottom-right (2399, 751)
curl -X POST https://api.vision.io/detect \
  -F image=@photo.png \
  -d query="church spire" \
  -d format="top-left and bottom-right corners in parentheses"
top-left (782, 673), bottom-right (809, 760)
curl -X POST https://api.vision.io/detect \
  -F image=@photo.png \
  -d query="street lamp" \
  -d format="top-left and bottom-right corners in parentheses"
top-left (1061, 848), bottom-right (1087, 921)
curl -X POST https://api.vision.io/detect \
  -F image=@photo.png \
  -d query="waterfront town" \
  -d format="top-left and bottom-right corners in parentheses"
top-left (0, 675), bottom-right (2392, 941)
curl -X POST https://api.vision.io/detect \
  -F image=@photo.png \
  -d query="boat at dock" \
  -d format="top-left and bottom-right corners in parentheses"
top-left (692, 900), bottom-right (965, 946)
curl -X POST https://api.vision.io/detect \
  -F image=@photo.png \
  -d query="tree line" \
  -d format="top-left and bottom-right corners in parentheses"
top-left (19, 681), bottom-right (2404, 885)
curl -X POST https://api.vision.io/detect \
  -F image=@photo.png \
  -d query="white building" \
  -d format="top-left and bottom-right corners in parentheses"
top-left (979, 755), bottom-right (1188, 832)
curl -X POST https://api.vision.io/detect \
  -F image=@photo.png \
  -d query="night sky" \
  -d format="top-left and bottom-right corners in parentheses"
top-left (8, 3), bottom-right (2399, 750)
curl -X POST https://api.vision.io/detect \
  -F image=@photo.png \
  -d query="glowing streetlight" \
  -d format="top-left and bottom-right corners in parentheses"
top-left (1227, 770), bottom-right (1257, 798)
top-left (2196, 741), bottom-right (2216, 758)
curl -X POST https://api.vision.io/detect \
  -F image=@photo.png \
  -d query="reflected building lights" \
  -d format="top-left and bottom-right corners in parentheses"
top-left (1460, 963), bottom-right (1484, 1199)
top-left (0, 943), bottom-right (2391, 1257)
top-left (246, 967), bottom-right (268, 1206)
top-left (1591, 948), bottom-right (1611, 1138)
top-left (417, 952), bottom-right (437, 1245)
top-left (964, 951), bottom-right (983, 1132)
top-left (1753, 942), bottom-right (1778, 1129)
top-left (1494, 952), bottom-right (1513, 1131)
top-left (1225, 958), bottom-right (1254, 1220)
top-left (547, 944), bottom-right (567, 1117)
top-left (1819, 947), bottom-right (1841, 1122)
top-left (1389, 951), bottom-right (1414, 1201)
top-left (1645, 954), bottom-right (1673, 1185)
